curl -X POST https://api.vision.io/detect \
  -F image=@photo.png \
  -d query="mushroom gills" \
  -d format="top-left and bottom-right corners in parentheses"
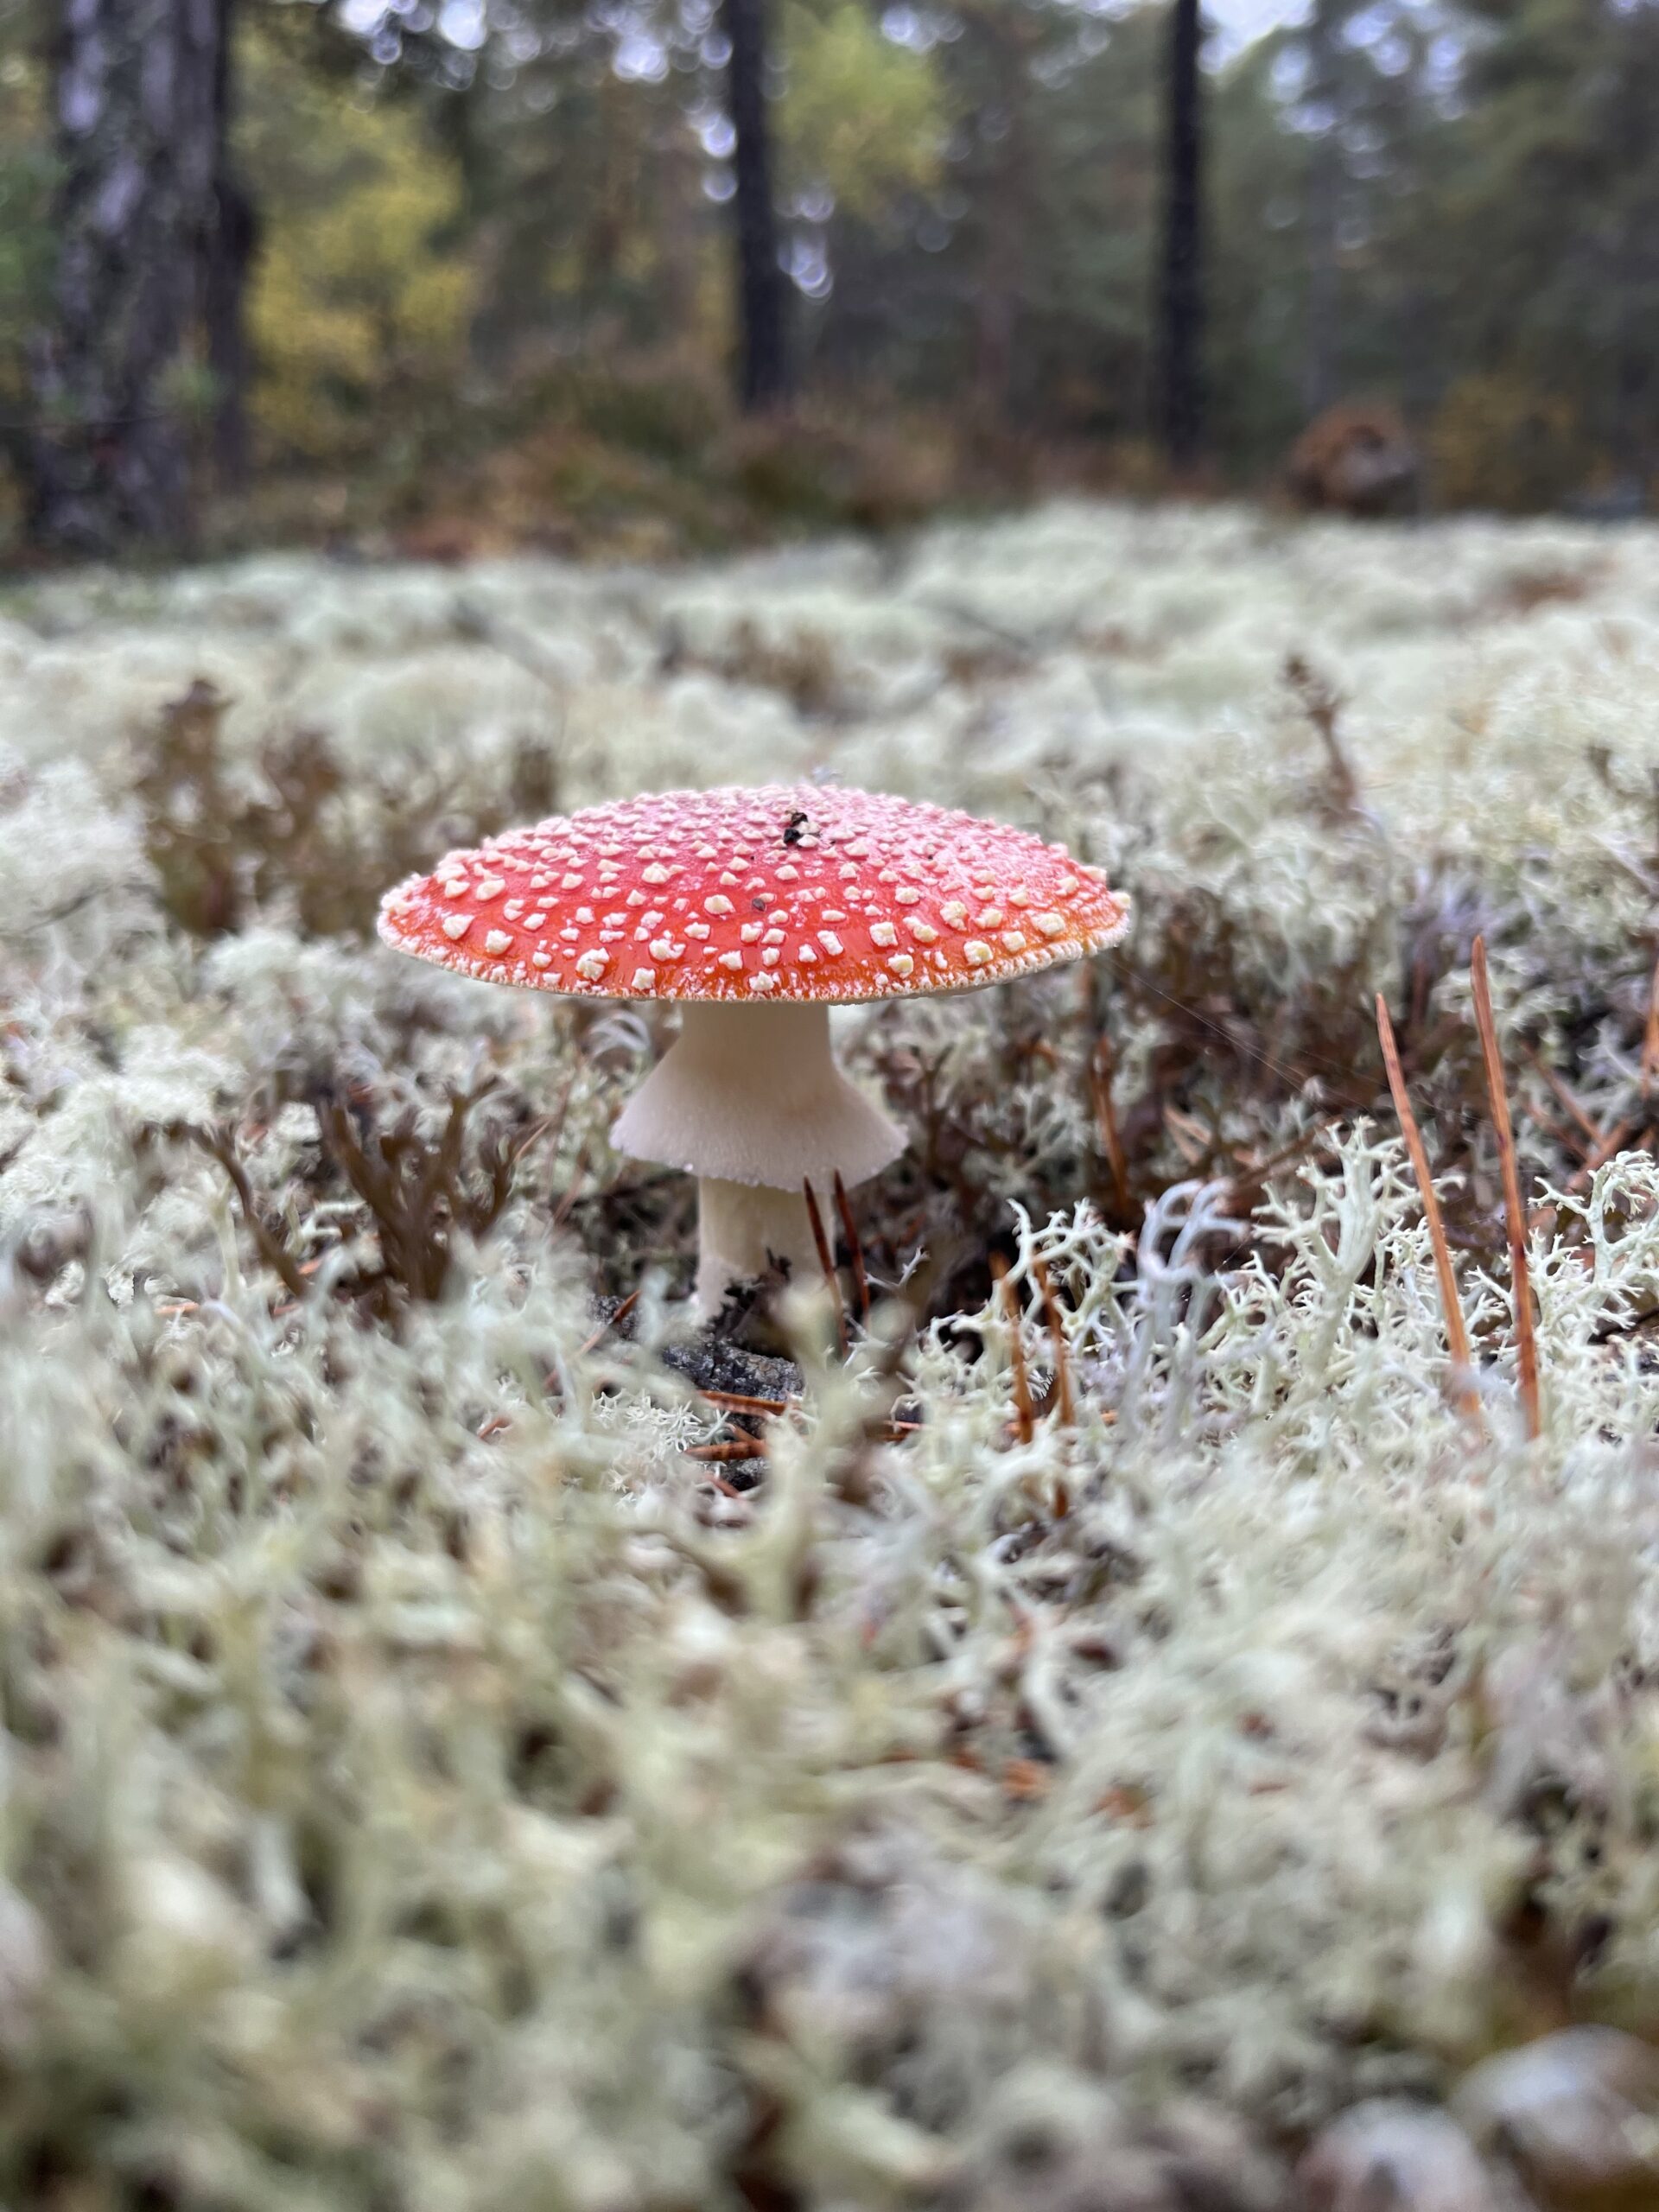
top-left (612, 1000), bottom-right (904, 1311)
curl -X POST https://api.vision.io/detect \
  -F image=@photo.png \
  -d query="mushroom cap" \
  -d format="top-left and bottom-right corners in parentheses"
top-left (378, 784), bottom-right (1129, 1004)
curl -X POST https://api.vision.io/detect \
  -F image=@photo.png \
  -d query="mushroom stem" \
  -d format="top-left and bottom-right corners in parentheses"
top-left (695, 1178), bottom-right (819, 1313)
top-left (612, 1000), bottom-right (904, 1313)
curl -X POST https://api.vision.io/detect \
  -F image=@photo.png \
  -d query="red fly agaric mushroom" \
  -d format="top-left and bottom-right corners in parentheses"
top-left (378, 785), bottom-right (1128, 1313)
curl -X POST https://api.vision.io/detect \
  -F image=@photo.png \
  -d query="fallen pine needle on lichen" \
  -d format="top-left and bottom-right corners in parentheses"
top-left (1376, 992), bottom-right (1479, 1421)
top-left (1471, 935), bottom-right (1542, 1440)
top-left (698, 1387), bottom-right (797, 1417)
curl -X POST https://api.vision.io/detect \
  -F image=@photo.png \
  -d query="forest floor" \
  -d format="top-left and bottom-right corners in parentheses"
top-left (5, 500), bottom-right (1659, 2208)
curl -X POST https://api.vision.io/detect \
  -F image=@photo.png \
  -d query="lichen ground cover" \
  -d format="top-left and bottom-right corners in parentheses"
top-left (5, 502), bottom-right (1659, 2208)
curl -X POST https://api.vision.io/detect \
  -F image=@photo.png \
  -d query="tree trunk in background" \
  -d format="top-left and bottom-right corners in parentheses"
top-left (972, 15), bottom-right (1028, 422)
top-left (722, 0), bottom-right (789, 411)
top-left (27, 0), bottom-right (223, 554)
top-left (1300, 0), bottom-right (1342, 417)
top-left (1154, 0), bottom-right (1205, 471)
top-left (206, 0), bottom-right (254, 492)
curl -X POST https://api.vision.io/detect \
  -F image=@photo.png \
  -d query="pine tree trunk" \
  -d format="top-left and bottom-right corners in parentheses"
top-left (1300, 0), bottom-right (1342, 417)
top-left (972, 12), bottom-right (1027, 422)
top-left (27, 0), bottom-right (224, 554)
top-left (722, 0), bottom-right (789, 412)
top-left (1155, 0), bottom-right (1205, 470)
top-left (206, 0), bottom-right (254, 492)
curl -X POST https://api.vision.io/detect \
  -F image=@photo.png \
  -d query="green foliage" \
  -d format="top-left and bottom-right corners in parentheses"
top-left (238, 21), bottom-right (473, 466)
top-left (0, 97), bottom-right (48, 315)
top-left (13, 0), bottom-right (1659, 545)
top-left (780, 0), bottom-right (949, 217)
top-left (0, 22), bottom-right (53, 423)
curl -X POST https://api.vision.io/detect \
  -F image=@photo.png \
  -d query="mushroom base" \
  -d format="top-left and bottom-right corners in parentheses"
top-left (694, 1178), bottom-right (820, 1315)
top-left (611, 1000), bottom-right (905, 1314)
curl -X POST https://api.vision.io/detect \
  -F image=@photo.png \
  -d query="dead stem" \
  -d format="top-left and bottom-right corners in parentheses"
top-left (1471, 938), bottom-right (1542, 1440)
top-left (1376, 994), bottom-right (1480, 1422)
top-left (992, 1255), bottom-right (1035, 1445)
top-left (1284, 652), bottom-right (1360, 811)
top-left (1643, 949), bottom-right (1659, 1096)
top-left (194, 1126), bottom-right (312, 1304)
top-left (803, 1179), bottom-right (849, 1358)
top-left (1089, 1033), bottom-right (1131, 1217)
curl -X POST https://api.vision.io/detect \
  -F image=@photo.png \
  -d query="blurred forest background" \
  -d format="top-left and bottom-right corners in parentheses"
top-left (0, 0), bottom-right (1654, 563)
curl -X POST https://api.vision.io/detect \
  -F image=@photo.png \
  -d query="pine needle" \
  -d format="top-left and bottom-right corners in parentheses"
top-left (1471, 937), bottom-right (1542, 1440)
top-left (698, 1387), bottom-right (796, 1416)
top-left (687, 1437), bottom-right (769, 1465)
top-left (1376, 993), bottom-right (1479, 1421)
top-left (803, 1179), bottom-right (849, 1358)
top-left (992, 1254), bottom-right (1035, 1445)
top-left (1031, 1257), bottom-right (1074, 1428)
top-left (831, 1171), bottom-right (871, 1326)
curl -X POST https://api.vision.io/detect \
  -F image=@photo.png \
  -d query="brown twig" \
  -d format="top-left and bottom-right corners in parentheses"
top-left (1471, 938), bottom-right (1542, 1440)
top-left (1376, 995), bottom-right (1479, 1421)
top-left (832, 1172), bottom-right (872, 1326)
top-left (992, 1255), bottom-right (1035, 1444)
top-left (1030, 1258), bottom-right (1074, 1428)
top-left (194, 1127), bottom-right (312, 1303)
top-left (803, 1179), bottom-right (849, 1357)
